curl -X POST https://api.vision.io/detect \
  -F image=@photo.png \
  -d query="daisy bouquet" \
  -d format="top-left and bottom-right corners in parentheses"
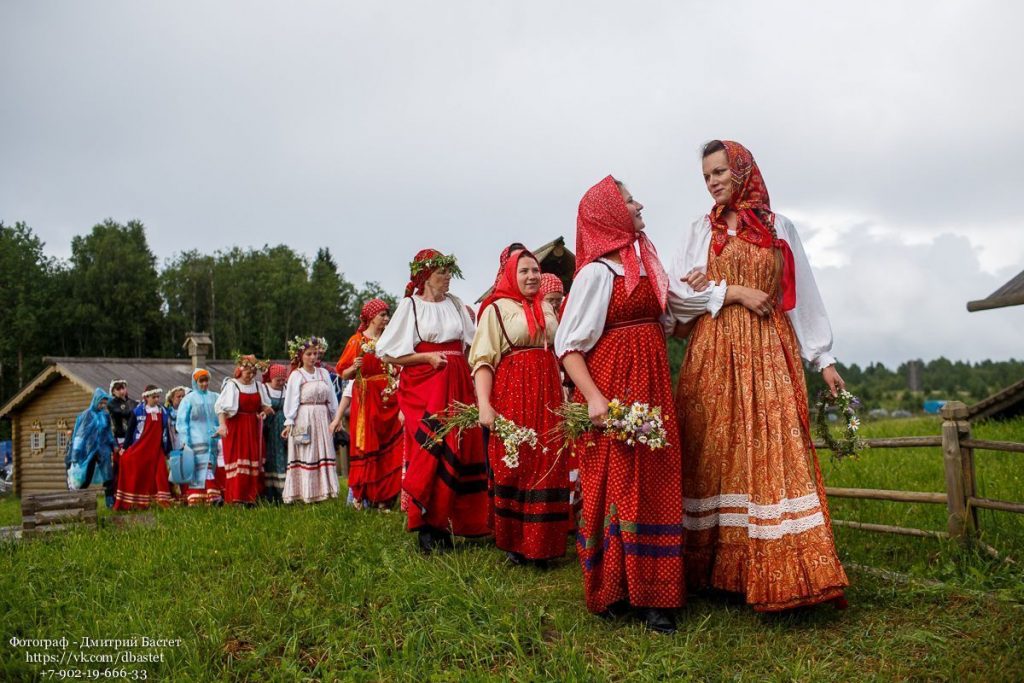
top-left (428, 401), bottom-right (537, 469)
top-left (551, 399), bottom-right (669, 452)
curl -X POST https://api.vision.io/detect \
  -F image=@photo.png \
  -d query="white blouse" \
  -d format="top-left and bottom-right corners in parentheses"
top-left (214, 378), bottom-right (271, 418)
top-left (375, 293), bottom-right (477, 360)
top-left (554, 259), bottom-right (656, 358)
top-left (665, 213), bottom-right (837, 371)
top-left (282, 367), bottom-right (339, 426)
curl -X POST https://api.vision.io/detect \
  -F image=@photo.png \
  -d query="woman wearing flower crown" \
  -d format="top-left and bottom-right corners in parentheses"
top-left (553, 176), bottom-right (686, 634)
top-left (665, 140), bottom-right (848, 612)
top-left (114, 385), bottom-right (173, 511)
top-left (215, 355), bottom-right (271, 505)
top-left (376, 249), bottom-right (489, 554)
top-left (281, 336), bottom-right (341, 504)
top-left (470, 246), bottom-right (569, 568)
top-left (332, 299), bottom-right (403, 510)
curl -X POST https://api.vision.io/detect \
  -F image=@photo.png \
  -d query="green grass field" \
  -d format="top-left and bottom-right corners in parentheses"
top-left (1, 417), bottom-right (1022, 681)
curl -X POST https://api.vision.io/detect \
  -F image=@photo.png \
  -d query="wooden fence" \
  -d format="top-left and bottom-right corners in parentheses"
top-left (820, 401), bottom-right (1024, 549)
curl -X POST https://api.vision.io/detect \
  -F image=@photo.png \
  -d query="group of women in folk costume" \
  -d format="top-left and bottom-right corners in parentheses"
top-left (281, 336), bottom-right (341, 504)
top-left (333, 299), bottom-right (403, 510)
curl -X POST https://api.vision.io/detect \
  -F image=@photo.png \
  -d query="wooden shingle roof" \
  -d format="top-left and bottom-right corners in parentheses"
top-left (967, 268), bottom-right (1024, 312)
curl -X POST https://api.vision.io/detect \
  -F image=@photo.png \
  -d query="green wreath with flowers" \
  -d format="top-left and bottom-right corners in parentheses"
top-left (409, 253), bottom-right (464, 280)
top-left (287, 335), bottom-right (329, 362)
top-left (813, 389), bottom-right (866, 462)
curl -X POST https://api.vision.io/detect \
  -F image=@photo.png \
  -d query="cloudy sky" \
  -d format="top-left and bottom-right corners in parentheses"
top-left (2, 1), bottom-right (1022, 368)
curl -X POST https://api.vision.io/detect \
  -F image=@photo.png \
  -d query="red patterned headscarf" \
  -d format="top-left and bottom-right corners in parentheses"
top-left (357, 298), bottom-right (390, 334)
top-left (477, 249), bottom-right (547, 342)
top-left (405, 248), bottom-right (441, 298)
top-left (708, 141), bottom-right (796, 310)
top-left (268, 364), bottom-right (289, 381)
top-left (539, 273), bottom-right (564, 297)
top-left (574, 175), bottom-right (668, 310)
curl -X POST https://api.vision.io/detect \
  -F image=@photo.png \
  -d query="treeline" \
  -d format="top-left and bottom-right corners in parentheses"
top-left (0, 220), bottom-right (395, 406)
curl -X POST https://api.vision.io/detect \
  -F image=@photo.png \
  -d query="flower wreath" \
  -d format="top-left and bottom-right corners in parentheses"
top-left (287, 335), bottom-right (328, 362)
top-left (813, 389), bottom-right (865, 462)
top-left (234, 353), bottom-right (270, 372)
top-left (409, 252), bottom-right (464, 280)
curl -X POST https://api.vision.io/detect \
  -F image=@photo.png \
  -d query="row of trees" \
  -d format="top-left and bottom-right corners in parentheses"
top-left (0, 220), bottom-right (395, 407)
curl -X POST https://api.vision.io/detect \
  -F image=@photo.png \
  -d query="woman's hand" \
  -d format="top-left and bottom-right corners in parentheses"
top-left (215, 425), bottom-right (228, 438)
top-left (478, 402), bottom-right (497, 430)
top-left (727, 285), bottom-right (773, 317)
top-left (822, 365), bottom-right (846, 397)
top-left (587, 394), bottom-right (610, 427)
top-left (329, 418), bottom-right (344, 434)
top-left (352, 357), bottom-right (364, 370)
top-left (281, 426), bottom-right (291, 439)
top-left (682, 268), bottom-right (709, 292)
top-left (427, 353), bottom-right (448, 370)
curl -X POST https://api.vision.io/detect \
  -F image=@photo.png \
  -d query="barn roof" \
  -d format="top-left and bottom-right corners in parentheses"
top-left (968, 376), bottom-right (1024, 422)
top-left (967, 268), bottom-right (1024, 312)
top-left (0, 357), bottom-right (239, 419)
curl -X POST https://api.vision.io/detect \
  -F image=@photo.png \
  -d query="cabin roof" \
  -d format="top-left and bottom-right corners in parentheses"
top-left (0, 357), bottom-right (238, 419)
top-left (967, 268), bottom-right (1024, 312)
top-left (475, 236), bottom-right (575, 303)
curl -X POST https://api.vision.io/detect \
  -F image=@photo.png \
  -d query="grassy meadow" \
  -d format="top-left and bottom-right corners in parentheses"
top-left (0, 417), bottom-right (1022, 681)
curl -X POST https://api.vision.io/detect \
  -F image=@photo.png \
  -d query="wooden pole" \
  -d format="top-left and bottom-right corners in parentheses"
top-left (832, 519), bottom-right (948, 539)
top-left (960, 415), bottom-right (979, 533)
top-left (940, 401), bottom-right (970, 540)
top-left (826, 487), bottom-right (947, 504)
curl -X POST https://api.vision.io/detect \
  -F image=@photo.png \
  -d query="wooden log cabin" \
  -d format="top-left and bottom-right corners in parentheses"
top-left (0, 353), bottom-right (237, 497)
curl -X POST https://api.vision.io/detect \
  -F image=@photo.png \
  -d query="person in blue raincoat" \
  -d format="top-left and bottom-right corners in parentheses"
top-left (66, 388), bottom-right (118, 507)
top-left (175, 368), bottom-right (222, 505)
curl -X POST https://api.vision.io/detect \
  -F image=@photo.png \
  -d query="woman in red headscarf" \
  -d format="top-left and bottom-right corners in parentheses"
top-left (376, 249), bottom-right (489, 554)
top-left (665, 140), bottom-right (848, 612)
top-left (538, 274), bottom-right (565, 319)
top-left (469, 247), bottom-right (568, 567)
top-left (332, 299), bottom-right (403, 510)
top-left (554, 176), bottom-right (685, 634)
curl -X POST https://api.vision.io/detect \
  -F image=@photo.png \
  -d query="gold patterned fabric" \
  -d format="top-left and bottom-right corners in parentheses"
top-left (675, 238), bottom-right (848, 611)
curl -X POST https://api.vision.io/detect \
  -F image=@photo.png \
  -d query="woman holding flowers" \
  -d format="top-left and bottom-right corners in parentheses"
top-left (333, 299), bottom-right (403, 510)
top-left (553, 176), bottom-right (686, 634)
top-left (470, 248), bottom-right (568, 568)
top-left (281, 336), bottom-right (341, 504)
top-left (665, 140), bottom-right (848, 612)
top-left (376, 249), bottom-right (489, 554)
top-left (215, 355), bottom-right (271, 505)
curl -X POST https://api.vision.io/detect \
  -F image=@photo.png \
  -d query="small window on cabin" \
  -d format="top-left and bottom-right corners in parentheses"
top-left (56, 431), bottom-right (69, 454)
top-left (30, 431), bottom-right (46, 452)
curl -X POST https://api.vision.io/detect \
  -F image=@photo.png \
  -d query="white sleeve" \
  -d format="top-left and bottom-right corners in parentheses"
top-left (282, 372), bottom-right (303, 426)
top-left (665, 216), bottom-right (727, 326)
top-left (257, 382), bottom-right (272, 408)
top-left (322, 368), bottom-right (339, 416)
top-left (375, 297), bottom-right (417, 359)
top-left (778, 216), bottom-right (836, 371)
top-left (342, 381), bottom-right (353, 399)
top-left (554, 262), bottom-right (614, 357)
top-left (214, 380), bottom-right (239, 418)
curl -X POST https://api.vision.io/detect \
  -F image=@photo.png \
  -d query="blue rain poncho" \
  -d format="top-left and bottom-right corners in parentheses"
top-left (175, 372), bottom-right (220, 489)
top-left (66, 388), bottom-right (116, 490)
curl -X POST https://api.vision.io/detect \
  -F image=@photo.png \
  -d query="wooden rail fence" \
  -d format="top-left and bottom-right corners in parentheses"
top-left (819, 401), bottom-right (1022, 547)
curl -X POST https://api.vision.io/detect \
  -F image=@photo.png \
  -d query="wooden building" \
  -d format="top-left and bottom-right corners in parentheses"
top-left (0, 356), bottom-right (238, 497)
top-left (476, 237), bottom-right (576, 302)
top-left (966, 268), bottom-right (1024, 420)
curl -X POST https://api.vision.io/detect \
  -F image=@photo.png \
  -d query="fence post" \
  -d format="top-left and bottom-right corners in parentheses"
top-left (940, 401), bottom-right (970, 541)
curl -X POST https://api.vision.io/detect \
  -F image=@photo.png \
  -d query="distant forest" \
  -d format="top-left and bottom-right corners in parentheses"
top-left (2, 220), bottom-right (1021, 421)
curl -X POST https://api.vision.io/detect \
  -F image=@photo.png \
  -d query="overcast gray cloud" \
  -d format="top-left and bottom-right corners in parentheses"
top-left (2, 1), bottom-right (1021, 367)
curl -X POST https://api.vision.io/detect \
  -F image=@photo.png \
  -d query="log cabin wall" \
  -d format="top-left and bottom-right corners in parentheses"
top-left (14, 377), bottom-right (91, 496)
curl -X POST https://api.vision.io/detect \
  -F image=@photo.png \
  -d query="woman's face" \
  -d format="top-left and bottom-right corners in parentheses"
top-left (302, 347), bottom-right (318, 368)
top-left (516, 257), bottom-right (542, 297)
top-left (113, 385), bottom-right (127, 399)
top-left (170, 391), bottom-right (184, 409)
top-left (426, 269), bottom-right (452, 295)
top-left (197, 377), bottom-right (210, 391)
top-left (97, 399), bottom-right (108, 411)
top-left (145, 393), bottom-right (162, 407)
top-left (617, 185), bottom-right (645, 232)
top-left (270, 376), bottom-right (286, 390)
top-left (371, 310), bottom-right (390, 329)
top-left (239, 367), bottom-right (256, 383)
top-left (703, 149), bottom-right (735, 205)
top-left (543, 291), bottom-right (564, 313)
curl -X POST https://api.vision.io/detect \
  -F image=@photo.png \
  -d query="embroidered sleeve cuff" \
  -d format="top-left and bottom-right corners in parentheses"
top-left (814, 353), bottom-right (837, 372)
